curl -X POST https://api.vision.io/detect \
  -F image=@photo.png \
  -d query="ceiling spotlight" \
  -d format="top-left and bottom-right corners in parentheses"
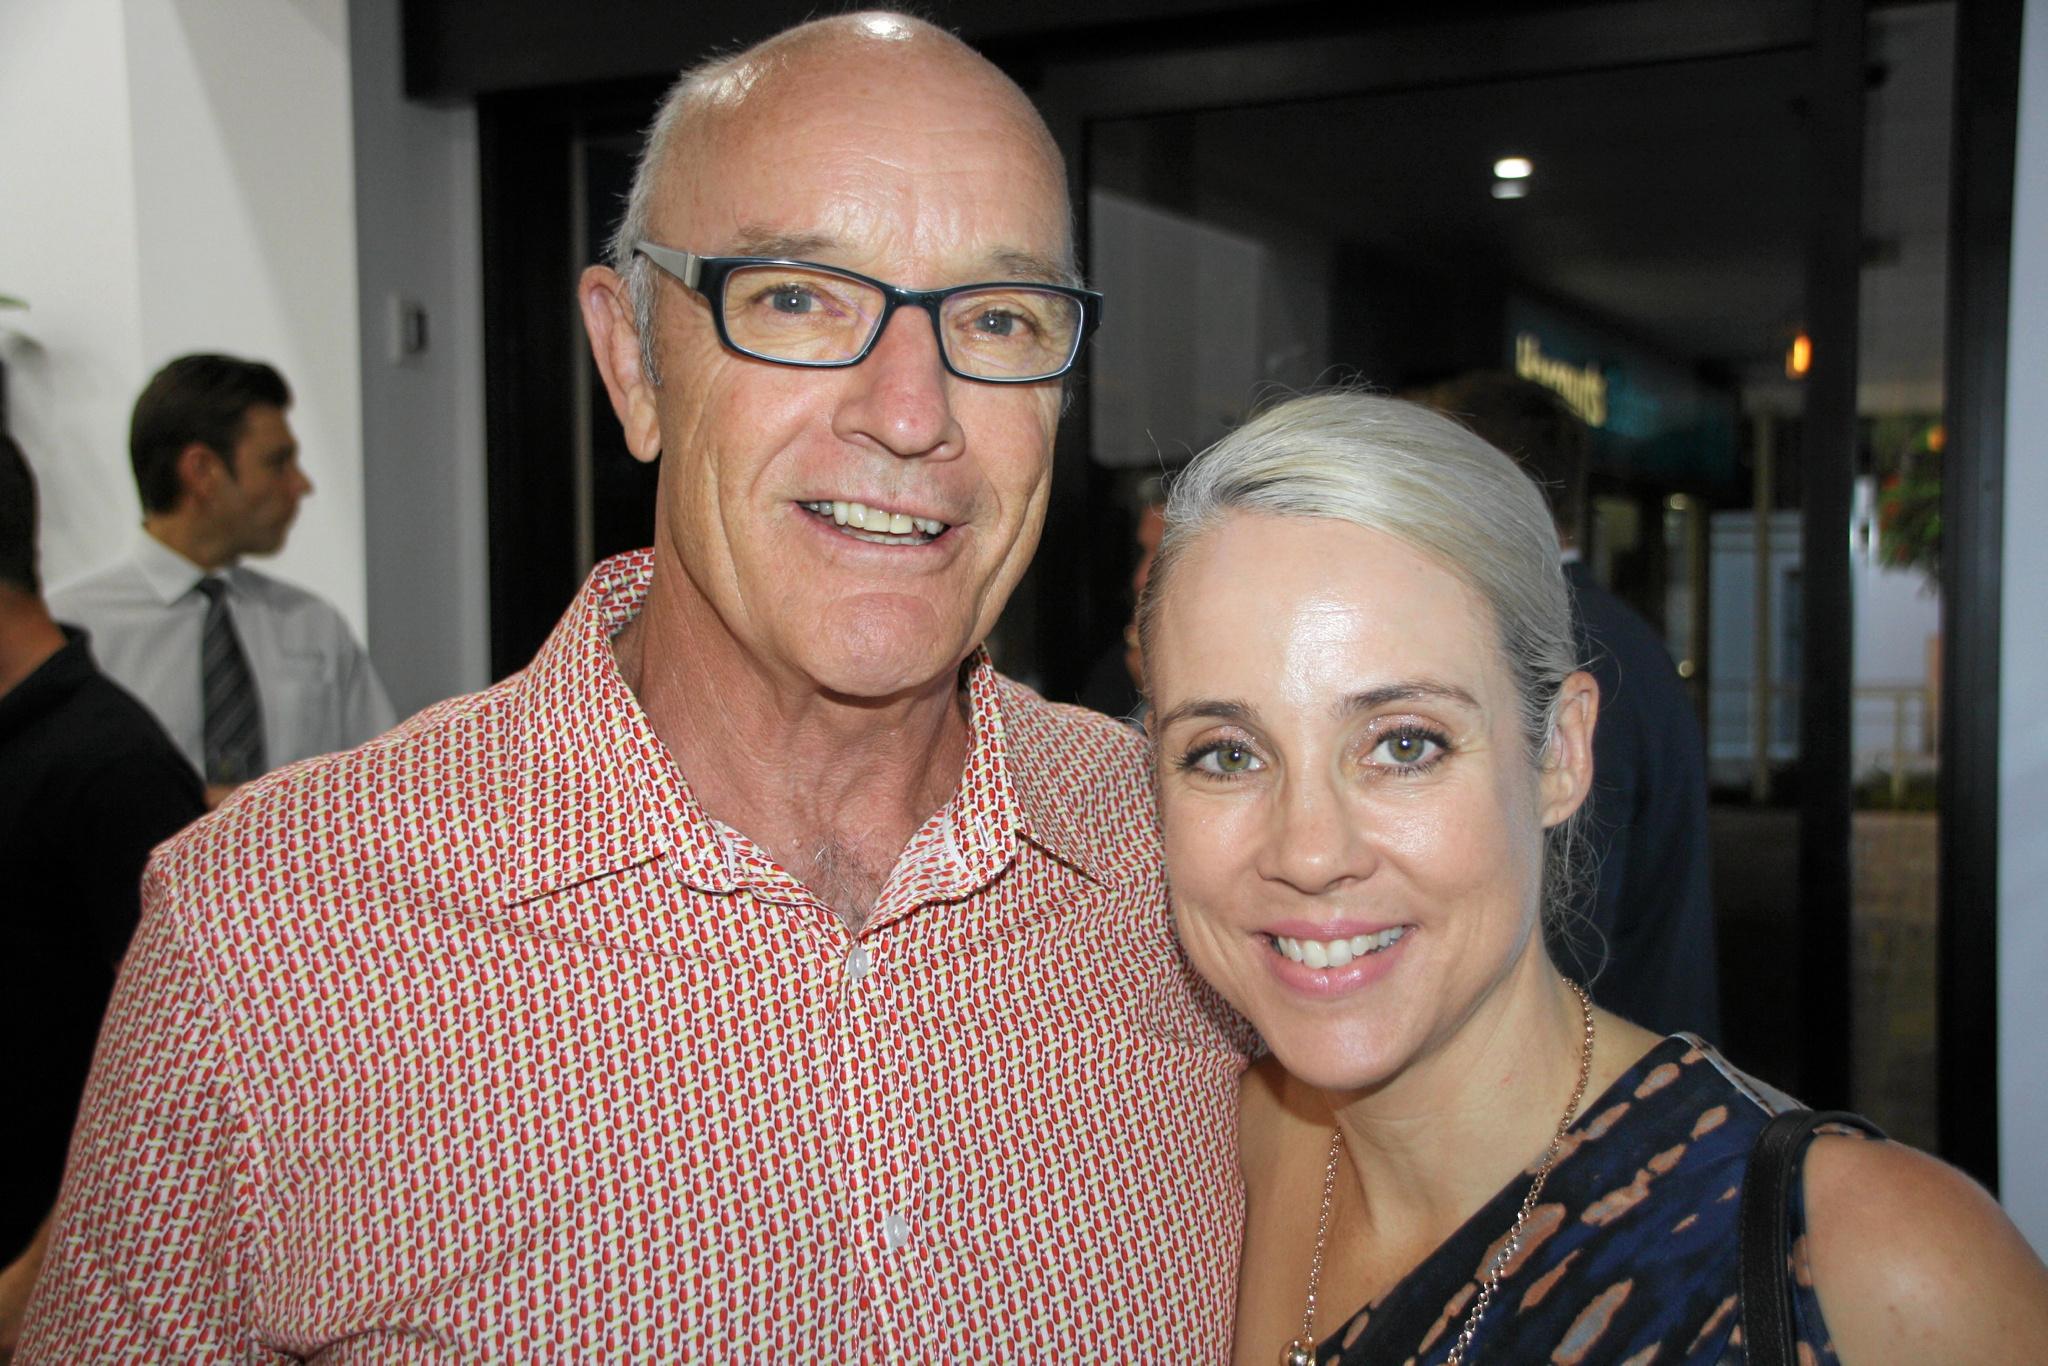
top-left (1493, 156), bottom-right (1534, 179)
top-left (1491, 179), bottom-right (1529, 200)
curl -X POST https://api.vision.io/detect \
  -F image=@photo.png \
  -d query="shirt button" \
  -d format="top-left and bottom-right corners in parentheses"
top-left (882, 1212), bottom-right (911, 1252)
top-left (846, 943), bottom-right (873, 983)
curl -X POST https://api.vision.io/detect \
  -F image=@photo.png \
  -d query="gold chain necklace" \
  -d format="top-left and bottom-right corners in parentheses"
top-left (1280, 978), bottom-right (1595, 1366)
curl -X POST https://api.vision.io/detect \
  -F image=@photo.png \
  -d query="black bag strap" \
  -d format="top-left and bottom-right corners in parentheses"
top-left (1738, 1108), bottom-right (1886, 1366)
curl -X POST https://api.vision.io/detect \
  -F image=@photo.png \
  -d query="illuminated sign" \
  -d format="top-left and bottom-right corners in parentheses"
top-left (1515, 333), bottom-right (1608, 428)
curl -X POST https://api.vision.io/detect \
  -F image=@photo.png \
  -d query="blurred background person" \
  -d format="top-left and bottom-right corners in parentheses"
top-left (1425, 370), bottom-right (1720, 1040)
top-left (0, 434), bottom-right (204, 1356)
top-left (1078, 471), bottom-right (1168, 722)
top-left (49, 355), bottom-right (393, 804)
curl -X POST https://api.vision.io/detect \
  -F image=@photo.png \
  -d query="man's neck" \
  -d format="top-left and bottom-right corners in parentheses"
top-left (142, 514), bottom-right (234, 574)
top-left (0, 592), bottom-right (68, 700)
top-left (613, 565), bottom-right (973, 931)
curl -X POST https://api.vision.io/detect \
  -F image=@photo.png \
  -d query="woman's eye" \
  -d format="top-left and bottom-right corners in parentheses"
top-left (1188, 741), bottom-right (1262, 777)
top-left (1371, 730), bottom-right (1444, 768)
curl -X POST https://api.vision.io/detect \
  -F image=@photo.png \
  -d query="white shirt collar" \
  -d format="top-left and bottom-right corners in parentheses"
top-left (131, 529), bottom-right (239, 605)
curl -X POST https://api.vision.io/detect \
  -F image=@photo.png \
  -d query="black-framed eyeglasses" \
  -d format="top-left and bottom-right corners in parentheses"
top-left (635, 241), bottom-right (1103, 384)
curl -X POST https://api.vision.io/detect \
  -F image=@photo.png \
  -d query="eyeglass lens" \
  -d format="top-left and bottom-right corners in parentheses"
top-left (720, 263), bottom-right (1082, 380)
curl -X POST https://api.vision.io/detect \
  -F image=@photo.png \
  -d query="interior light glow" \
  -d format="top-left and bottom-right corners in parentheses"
top-left (1493, 156), bottom-right (1534, 179)
top-left (1786, 331), bottom-right (1813, 379)
top-left (1491, 180), bottom-right (1529, 200)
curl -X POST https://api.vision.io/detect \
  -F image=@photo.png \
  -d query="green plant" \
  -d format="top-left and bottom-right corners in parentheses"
top-left (1871, 417), bottom-right (1942, 586)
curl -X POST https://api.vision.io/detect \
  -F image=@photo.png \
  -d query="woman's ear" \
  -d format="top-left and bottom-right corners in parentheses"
top-left (1539, 670), bottom-right (1599, 828)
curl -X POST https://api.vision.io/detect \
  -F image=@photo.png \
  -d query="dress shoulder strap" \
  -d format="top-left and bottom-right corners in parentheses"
top-left (1737, 1108), bottom-right (1886, 1366)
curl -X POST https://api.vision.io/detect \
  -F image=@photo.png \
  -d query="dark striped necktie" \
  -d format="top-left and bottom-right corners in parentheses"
top-left (196, 575), bottom-right (266, 785)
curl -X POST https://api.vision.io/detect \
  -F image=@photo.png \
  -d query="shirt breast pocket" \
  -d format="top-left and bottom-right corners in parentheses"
top-left (265, 648), bottom-right (342, 762)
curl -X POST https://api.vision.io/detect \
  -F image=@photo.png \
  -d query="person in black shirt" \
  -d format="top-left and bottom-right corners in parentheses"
top-left (0, 434), bottom-right (204, 1349)
top-left (1424, 373), bottom-right (1720, 1041)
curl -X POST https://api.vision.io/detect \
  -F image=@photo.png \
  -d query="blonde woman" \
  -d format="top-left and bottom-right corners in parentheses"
top-left (1139, 392), bottom-right (2048, 1364)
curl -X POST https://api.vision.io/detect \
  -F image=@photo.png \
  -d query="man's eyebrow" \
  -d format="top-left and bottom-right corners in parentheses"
top-left (987, 249), bottom-right (1081, 287)
top-left (1152, 697), bottom-right (1257, 732)
top-left (719, 231), bottom-right (1079, 287)
top-left (725, 228), bottom-right (840, 259)
top-left (1339, 681), bottom-right (1482, 715)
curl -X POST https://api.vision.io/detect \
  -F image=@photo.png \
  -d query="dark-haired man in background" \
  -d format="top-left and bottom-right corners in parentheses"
top-left (49, 354), bottom-right (392, 801)
top-left (0, 434), bottom-right (203, 1355)
top-left (1427, 371), bottom-right (1720, 1041)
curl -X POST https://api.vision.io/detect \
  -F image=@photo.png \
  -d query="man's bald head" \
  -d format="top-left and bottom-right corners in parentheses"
top-left (609, 12), bottom-right (1071, 381)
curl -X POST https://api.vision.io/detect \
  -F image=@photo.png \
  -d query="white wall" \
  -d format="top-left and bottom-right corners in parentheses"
top-left (0, 0), bottom-right (148, 579)
top-left (0, 0), bottom-right (367, 636)
top-left (2000, 0), bottom-right (2048, 1256)
top-left (349, 0), bottom-right (489, 714)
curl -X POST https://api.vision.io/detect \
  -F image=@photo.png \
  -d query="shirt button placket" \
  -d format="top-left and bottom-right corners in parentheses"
top-left (837, 934), bottom-right (905, 1314)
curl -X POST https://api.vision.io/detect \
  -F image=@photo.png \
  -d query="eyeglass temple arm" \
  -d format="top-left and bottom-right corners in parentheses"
top-left (635, 242), bottom-right (703, 291)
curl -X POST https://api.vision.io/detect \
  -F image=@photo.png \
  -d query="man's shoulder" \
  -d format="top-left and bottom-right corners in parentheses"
top-left (990, 671), bottom-right (1161, 888)
top-left (64, 667), bottom-right (195, 770)
top-left (2, 660), bottom-right (197, 808)
top-left (46, 557), bottom-right (150, 617)
top-left (1570, 575), bottom-right (1697, 725)
top-left (155, 671), bottom-right (523, 892)
top-left (993, 671), bottom-right (1150, 783)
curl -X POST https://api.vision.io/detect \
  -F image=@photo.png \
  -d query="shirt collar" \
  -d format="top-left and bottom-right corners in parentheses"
top-left (130, 529), bottom-right (237, 605)
top-left (500, 550), bottom-right (1125, 906)
top-left (987, 672), bottom-right (1134, 893)
top-left (502, 551), bottom-right (730, 904)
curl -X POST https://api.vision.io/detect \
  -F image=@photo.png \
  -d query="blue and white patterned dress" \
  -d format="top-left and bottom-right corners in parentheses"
top-left (1318, 1035), bottom-right (1853, 1364)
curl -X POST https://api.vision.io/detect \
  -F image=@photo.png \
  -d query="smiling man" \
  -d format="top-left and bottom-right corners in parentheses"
top-left (21, 14), bottom-right (1245, 1360)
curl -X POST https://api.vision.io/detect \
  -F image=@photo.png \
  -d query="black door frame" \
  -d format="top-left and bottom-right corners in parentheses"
top-left (1003, 0), bottom-right (1881, 1132)
top-left (1937, 0), bottom-right (2022, 1192)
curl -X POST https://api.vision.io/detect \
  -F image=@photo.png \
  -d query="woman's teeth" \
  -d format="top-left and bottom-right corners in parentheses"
top-left (1272, 926), bottom-right (1408, 968)
top-left (802, 499), bottom-right (946, 543)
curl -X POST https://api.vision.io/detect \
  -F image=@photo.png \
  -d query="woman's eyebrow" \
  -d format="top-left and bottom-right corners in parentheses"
top-left (1339, 681), bottom-right (1482, 715)
top-left (1152, 697), bottom-right (1257, 731)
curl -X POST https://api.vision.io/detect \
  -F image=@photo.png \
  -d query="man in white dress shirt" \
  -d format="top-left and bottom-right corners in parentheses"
top-left (49, 354), bottom-right (393, 802)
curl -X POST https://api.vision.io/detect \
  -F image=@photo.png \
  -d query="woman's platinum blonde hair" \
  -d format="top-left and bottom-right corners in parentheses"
top-left (1138, 389), bottom-right (1590, 925)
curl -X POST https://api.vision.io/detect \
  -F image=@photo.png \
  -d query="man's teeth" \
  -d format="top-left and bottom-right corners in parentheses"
top-left (1273, 927), bottom-right (1408, 968)
top-left (801, 499), bottom-right (945, 539)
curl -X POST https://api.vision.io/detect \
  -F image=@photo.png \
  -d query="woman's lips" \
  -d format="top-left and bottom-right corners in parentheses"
top-left (1261, 924), bottom-right (1411, 995)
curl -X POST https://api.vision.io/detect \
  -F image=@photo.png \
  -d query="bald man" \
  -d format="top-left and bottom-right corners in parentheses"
top-left (20, 14), bottom-right (1246, 1359)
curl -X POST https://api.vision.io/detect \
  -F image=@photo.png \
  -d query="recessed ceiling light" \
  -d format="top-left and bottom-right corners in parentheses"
top-left (1494, 156), bottom-right (1534, 179)
top-left (1491, 180), bottom-right (1529, 200)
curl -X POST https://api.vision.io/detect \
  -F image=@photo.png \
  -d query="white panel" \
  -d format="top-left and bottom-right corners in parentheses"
top-left (2001, 0), bottom-right (2048, 1256)
top-left (349, 0), bottom-right (490, 712)
top-left (122, 0), bottom-right (367, 633)
top-left (0, 0), bottom-right (147, 587)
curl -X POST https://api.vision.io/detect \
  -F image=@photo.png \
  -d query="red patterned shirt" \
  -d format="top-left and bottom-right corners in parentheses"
top-left (22, 551), bottom-right (1248, 1361)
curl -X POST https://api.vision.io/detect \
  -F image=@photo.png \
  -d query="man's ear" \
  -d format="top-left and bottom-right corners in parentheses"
top-left (1539, 670), bottom-right (1599, 828)
top-left (175, 442), bottom-right (226, 504)
top-left (580, 264), bottom-right (663, 465)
